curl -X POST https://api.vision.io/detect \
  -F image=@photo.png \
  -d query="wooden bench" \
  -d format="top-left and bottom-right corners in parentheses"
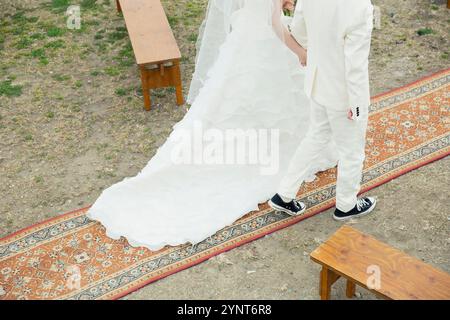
top-left (116, 0), bottom-right (184, 110)
top-left (310, 225), bottom-right (450, 300)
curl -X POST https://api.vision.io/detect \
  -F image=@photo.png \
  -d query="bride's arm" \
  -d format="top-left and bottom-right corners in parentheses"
top-left (283, 25), bottom-right (307, 66)
top-left (272, 0), bottom-right (307, 66)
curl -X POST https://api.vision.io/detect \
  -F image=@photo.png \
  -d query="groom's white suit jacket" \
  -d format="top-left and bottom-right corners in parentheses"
top-left (290, 0), bottom-right (374, 112)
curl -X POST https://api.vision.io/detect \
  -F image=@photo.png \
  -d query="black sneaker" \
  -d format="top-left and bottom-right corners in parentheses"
top-left (333, 197), bottom-right (377, 221)
top-left (268, 194), bottom-right (306, 216)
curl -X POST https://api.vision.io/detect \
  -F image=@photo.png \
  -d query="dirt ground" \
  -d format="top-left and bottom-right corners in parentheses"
top-left (0, 0), bottom-right (449, 300)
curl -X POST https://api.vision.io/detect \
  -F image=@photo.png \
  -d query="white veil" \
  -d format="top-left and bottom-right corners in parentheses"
top-left (187, 0), bottom-right (288, 104)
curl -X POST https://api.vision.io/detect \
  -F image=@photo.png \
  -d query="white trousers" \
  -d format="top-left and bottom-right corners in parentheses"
top-left (278, 99), bottom-right (368, 212)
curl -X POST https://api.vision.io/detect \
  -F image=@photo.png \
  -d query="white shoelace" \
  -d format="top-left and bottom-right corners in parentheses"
top-left (293, 200), bottom-right (303, 208)
top-left (356, 198), bottom-right (370, 211)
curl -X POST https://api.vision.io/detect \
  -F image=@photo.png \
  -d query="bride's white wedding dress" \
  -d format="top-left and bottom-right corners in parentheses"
top-left (87, 0), bottom-right (337, 251)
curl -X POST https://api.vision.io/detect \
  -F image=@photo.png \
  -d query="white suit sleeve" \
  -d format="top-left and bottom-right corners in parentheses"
top-left (344, 4), bottom-right (373, 116)
top-left (290, 0), bottom-right (307, 48)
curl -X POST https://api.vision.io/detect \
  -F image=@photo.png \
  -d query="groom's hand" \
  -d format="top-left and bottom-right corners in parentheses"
top-left (283, 0), bottom-right (295, 12)
top-left (347, 109), bottom-right (354, 120)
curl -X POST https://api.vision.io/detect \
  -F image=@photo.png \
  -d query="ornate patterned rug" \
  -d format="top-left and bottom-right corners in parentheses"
top-left (1, 69), bottom-right (449, 300)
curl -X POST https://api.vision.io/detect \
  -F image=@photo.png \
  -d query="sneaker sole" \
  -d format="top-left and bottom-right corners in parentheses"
top-left (268, 200), bottom-right (306, 216)
top-left (332, 198), bottom-right (377, 221)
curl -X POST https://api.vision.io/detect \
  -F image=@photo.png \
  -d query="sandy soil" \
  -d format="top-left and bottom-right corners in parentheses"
top-left (0, 0), bottom-right (449, 300)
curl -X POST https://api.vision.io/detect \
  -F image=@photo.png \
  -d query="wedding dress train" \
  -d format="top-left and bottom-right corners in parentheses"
top-left (87, 0), bottom-right (337, 251)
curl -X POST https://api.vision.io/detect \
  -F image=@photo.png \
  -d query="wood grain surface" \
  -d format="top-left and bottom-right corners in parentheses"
top-left (311, 225), bottom-right (450, 300)
top-left (119, 0), bottom-right (181, 65)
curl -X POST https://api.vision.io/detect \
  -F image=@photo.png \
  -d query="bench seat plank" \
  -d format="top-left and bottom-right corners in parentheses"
top-left (311, 226), bottom-right (450, 300)
top-left (119, 0), bottom-right (181, 65)
top-left (117, 0), bottom-right (184, 110)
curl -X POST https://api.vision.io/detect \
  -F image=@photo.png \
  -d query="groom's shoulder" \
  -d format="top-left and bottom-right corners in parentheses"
top-left (346, 0), bottom-right (373, 9)
top-left (335, 0), bottom-right (373, 18)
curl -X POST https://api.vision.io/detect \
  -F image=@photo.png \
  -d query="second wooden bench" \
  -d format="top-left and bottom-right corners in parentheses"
top-left (310, 225), bottom-right (450, 300)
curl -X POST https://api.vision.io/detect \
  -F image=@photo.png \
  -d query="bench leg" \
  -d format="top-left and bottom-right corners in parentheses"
top-left (116, 0), bottom-right (122, 12)
top-left (346, 280), bottom-right (356, 298)
top-left (140, 66), bottom-right (151, 111)
top-left (319, 267), bottom-right (339, 300)
top-left (175, 84), bottom-right (184, 106)
top-left (173, 60), bottom-right (184, 106)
